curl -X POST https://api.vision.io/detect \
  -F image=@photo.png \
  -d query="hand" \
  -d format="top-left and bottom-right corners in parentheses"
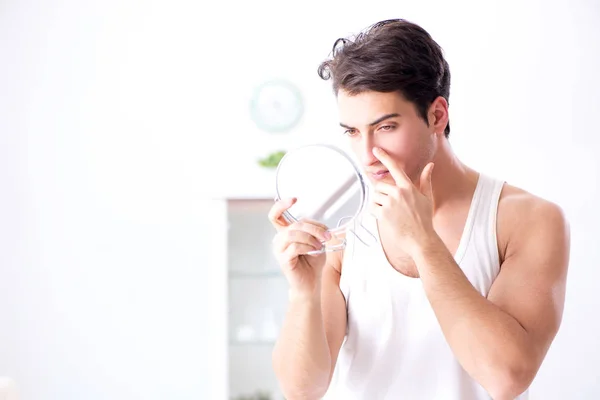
top-left (369, 147), bottom-right (436, 258)
top-left (268, 198), bottom-right (332, 296)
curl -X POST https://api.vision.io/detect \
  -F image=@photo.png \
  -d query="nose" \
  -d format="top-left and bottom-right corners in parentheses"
top-left (356, 135), bottom-right (379, 168)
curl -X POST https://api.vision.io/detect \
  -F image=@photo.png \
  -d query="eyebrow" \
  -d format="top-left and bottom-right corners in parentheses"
top-left (339, 113), bottom-right (401, 130)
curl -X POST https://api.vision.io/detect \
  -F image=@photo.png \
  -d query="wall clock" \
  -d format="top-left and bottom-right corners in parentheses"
top-left (250, 79), bottom-right (304, 133)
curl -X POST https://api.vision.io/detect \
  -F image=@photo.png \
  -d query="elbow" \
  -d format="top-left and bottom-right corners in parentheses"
top-left (274, 372), bottom-right (329, 400)
top-left (275, 374), bottom-right (329, 400)
top-left (486, 362), bottom-right (535, 400)
top-left (275, 375), bottom-right (330, 400)
top-left (279, 388), bottom-right (328, 400)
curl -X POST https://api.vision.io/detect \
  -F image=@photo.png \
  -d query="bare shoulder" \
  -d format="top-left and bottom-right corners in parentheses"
top-left (497, 183), bottom-right (570, 263)
top-left (487, 184), bottom-right (570, 364)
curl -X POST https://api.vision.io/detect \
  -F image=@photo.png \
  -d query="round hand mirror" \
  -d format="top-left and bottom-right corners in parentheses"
top-left (275, 144), bottom-right (368, 254)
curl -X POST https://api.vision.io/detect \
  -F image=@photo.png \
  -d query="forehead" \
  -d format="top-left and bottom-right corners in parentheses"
top-left (337, 90), bottom-right (415, 125)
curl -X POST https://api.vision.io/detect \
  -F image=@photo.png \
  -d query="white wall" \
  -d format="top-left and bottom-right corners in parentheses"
top-left (0, 1), bottom-right (217, 399)
top-left (0, 0), bottom-right (598, 399)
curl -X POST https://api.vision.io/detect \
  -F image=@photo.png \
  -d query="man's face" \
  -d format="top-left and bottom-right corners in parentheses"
top-left (337, 90), bottom-right (436, 185)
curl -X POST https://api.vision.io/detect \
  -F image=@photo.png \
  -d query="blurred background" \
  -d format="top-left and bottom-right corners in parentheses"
top-left (0, 0), bottom-right (599, 399)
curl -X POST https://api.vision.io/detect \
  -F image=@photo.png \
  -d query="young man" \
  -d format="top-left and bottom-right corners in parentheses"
top-left (269, 19), bottom-right (570, 400)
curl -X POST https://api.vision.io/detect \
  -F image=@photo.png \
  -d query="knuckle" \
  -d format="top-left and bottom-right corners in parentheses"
top-left (295, 221), bottom-right (307, 230)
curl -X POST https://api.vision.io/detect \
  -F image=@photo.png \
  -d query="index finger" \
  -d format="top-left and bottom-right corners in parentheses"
top-left (373, 147), bottom-right (412, 188)
top-left (268, 197), bottom-right (297, 231)
top-left (297, 217), bottom-right (329, 231)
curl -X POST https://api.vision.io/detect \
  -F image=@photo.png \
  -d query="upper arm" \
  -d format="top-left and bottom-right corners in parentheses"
top-left (321, 249), bottom-right (348, 383)
top-left (487, 198), bottom-right (570, 368)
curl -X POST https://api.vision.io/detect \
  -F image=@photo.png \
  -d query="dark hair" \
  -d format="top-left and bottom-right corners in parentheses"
top-left (318, 19), bottom-right (451, 137)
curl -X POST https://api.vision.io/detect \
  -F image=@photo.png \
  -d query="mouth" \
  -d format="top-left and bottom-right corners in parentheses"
top-left (369, 170), bottom-right (390, 180)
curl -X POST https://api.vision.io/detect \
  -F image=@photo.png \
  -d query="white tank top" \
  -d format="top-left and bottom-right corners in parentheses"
top-left (324, 173), bottom-right (529, 400)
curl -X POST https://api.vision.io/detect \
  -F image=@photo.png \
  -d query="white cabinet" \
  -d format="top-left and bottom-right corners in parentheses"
top-left (208, 195), bottom-right (288, 400)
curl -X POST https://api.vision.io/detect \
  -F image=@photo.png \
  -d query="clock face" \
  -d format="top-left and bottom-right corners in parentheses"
top-left (250, 80), bottom-right (304, 133)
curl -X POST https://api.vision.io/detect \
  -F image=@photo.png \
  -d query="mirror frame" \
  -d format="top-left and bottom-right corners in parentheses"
top-left (274, 143), bottom-right (367, 234)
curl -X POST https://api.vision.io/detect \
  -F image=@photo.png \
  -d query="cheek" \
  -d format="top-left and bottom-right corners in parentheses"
top-left (379, 130), bottom-right (428, 179)
top-left (378, 132), bottom-right (418, 162)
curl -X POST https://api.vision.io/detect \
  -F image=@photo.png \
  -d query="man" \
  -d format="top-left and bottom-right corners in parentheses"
top-left (269, 19), bottom-right (569, 400)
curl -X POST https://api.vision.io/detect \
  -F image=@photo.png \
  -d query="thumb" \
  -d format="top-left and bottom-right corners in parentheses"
top-left (419, 162), bottom-right (435, 201)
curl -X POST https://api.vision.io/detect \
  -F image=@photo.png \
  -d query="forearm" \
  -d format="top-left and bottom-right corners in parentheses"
top-left (414, 237), bottom-right (533, 398)
top-left (272, 288), bottom-right (331, 399)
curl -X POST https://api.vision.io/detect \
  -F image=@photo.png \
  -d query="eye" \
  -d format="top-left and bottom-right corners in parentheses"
top-left (344, 129), bottom-right (358, 137)
top-left (379, 125), bottom-right (395, 132)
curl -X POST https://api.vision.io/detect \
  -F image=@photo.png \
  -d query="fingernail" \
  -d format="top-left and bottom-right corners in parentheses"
top-left (324, 231), bottom-right (332, 240)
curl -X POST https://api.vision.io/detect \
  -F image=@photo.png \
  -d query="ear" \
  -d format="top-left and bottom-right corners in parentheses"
top-left (428, 96), bottom-right (449, 136)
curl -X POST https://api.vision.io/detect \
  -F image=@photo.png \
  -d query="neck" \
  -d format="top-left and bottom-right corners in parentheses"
top-left (430, 138), bottom-right (479, 211)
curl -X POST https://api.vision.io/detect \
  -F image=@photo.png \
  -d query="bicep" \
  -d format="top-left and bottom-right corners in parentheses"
top-left (487, 202), bottom-right (570, 364)
top-left (321, 251), bottom-right (347, 383)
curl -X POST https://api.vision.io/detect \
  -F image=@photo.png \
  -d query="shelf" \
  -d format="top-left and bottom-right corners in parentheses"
top-left (221, 190), bottom-right (289, 400)
top-left (228, 271), bottom-right (283, 279)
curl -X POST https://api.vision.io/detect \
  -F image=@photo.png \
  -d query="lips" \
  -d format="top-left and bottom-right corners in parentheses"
top-left (370, 170), bottom-right (389, 180)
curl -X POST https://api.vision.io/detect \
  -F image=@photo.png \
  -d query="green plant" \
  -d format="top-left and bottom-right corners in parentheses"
top-left (258, 150), bottom-right (286, 169)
